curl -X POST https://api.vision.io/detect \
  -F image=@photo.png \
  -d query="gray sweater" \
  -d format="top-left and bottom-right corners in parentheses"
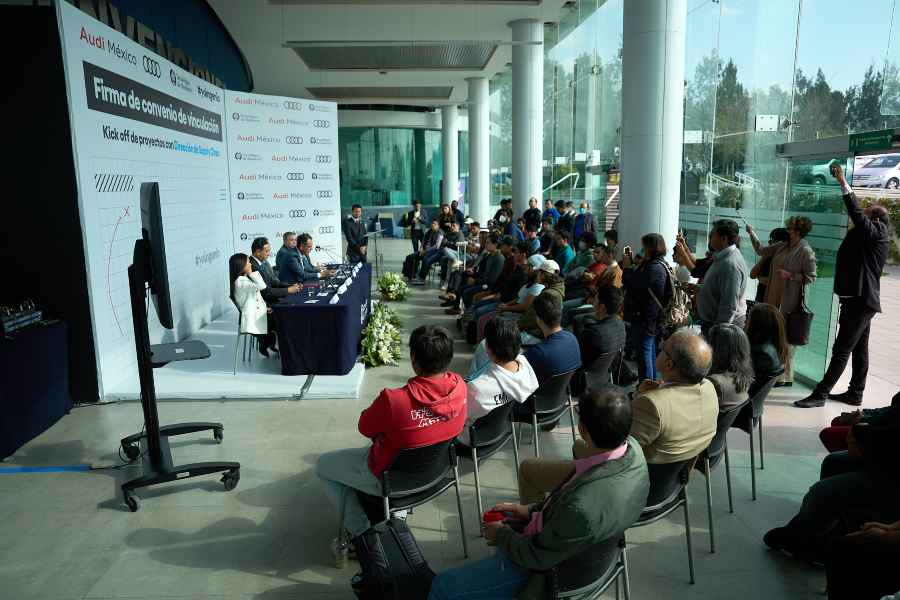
top-left (698, 244), bottom-right (748, 325)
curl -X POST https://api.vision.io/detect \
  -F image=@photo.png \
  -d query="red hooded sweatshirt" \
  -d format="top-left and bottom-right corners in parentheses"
top-left (358, 371), bottom-right (467, 476)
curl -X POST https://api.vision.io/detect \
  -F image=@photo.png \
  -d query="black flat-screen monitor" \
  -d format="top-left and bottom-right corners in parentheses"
top-left (140, 182), bottom-right (173, 329)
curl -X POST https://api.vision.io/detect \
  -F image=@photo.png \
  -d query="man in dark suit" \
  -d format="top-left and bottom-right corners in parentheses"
top-left (275, 231), bottom-right (303, 284)
top-left (296, 233), bottom-right (334, 283)
top-left (574, 284), bottom-right (627, 368)
top-left (450, 200), bottom-right (465, 229)
top-left (250, 237), bottom-right (299, 304)
top-left (796, 163), bottom-right (892, 408)
top-left (404, 200), bottom-right (428, 254)
top-left (343, 203), bottom-right (367, 263)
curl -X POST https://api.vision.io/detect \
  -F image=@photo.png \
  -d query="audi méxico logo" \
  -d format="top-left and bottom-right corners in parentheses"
top-left (319, 226), bottom-right (335, 234)
top-left (289, 210), bottom-right (307, 218)
top-left (283, 101), bottom-right (304, 111)
top-left (143, 56), bottom-right (161, 78)
top-left (237, 192), bottom-right (245, 200)
top-left (313, 120), bottom-right (330, 128)
top-left (285, 136), bottom-right (303, 144)
top-left (286, 172), bottom-right (305, 181)
top-left (169, 69), bottom-right (177, 85)
top-left (315, 155), bottom-right (331, 163)
top-left (232, 113), bottom-right (240, 120)
top-left (317, 191), bottom-right (333, 198)
top-left (240, 233), bottom-right (248, 241)
top-left (234, 152), bottom-right (242, 160)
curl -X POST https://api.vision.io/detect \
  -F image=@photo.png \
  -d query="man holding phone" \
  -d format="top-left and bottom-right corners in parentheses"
top-left (795, 163), bottom-right (892, 408)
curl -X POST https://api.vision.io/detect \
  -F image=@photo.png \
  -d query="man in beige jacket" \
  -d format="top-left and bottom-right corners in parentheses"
top-left (629, 328), bottom-right (718, 464)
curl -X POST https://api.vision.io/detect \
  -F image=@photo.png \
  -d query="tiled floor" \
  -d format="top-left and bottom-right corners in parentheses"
top-left (2, 238), bottom-right (895, 600)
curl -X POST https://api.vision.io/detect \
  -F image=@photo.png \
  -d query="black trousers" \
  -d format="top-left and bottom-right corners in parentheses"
top-left (814, 298), bottom-right (877, 398)
top-left (411, 228), bottom-right (424, 254)
top-left (826, 537), bottom-right (900, 600)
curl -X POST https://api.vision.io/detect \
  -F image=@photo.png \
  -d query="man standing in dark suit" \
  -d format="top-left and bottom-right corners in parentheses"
top-left (405, 200), bottom-right (428, 254)
top-left (250, 237), bottom-right (299, 304)
top-left (450, 199), bottom-right (465, 229)
top-left (795, 163), bottom-right (892, 408)
top-left (343, 203), bottom-right (367, 263)
top-left (275, 231), bottom-right (303, 284)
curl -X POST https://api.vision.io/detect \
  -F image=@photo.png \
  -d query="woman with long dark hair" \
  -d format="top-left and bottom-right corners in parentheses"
top-left (744, 302), bottom-right (789, 398)
top-left (230, 252), bottom-right (275, 357)
top-left (622, 233), bottom-right (671, 382)
top-left (706, 323), bottom-right (755, 411)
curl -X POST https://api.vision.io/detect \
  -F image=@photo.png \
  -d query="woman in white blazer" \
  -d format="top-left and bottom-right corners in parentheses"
top-left (229, 253), bottom-right (276, 356)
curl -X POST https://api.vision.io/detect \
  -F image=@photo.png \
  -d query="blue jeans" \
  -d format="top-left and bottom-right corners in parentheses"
top-left (472, 300), bottom-right (500, 321)
top-left (630, 325), bottom-right (658, 382)
top-left (419, 249), bottom-right (442, 278)
top-left (428, 550), bottom-right (529, 600)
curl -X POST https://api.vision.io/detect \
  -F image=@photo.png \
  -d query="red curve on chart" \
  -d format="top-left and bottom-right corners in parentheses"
top-left (107, 206), bottom-right (130, 337)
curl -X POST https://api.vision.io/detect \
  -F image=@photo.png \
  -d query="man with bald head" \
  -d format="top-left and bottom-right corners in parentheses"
top-left (627, 328), bottom-right (718, 464)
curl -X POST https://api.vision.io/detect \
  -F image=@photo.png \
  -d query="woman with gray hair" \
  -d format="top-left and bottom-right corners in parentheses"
top-left (706, 323), bottom-right (755, 411)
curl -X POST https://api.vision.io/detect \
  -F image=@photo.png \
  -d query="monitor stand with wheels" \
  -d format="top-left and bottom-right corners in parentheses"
top-left (118, 239), bottom-right (240, 512)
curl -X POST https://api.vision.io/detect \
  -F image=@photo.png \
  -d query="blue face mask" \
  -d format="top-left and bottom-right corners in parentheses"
top-left (579, 207), bottom-right (586, 214)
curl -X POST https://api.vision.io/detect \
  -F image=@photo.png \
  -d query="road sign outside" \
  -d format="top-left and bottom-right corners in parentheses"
top-left (849, 129), bottom-right (893, 153)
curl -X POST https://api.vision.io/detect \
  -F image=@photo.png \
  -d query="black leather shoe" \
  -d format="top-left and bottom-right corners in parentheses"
top-left (793, 394), bottom-right (825, 408)
top-left (829, 391), bottom-right (862, 406)
top-left (763, 526), bottom-right (795, 553)
top-left (440, 299), bottom-right (456, 308)
top-left (257, 343), bottom-right (270, 358)
top-left (774, 381), bottom-right (793, 388)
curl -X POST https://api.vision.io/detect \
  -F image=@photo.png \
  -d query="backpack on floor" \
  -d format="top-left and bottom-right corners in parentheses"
top-left (402, 254), bottom-right (416, 280)
top-left (351, 518), bottom-right (435, 600)
top-left (466, 319), bottom-right (478, 345)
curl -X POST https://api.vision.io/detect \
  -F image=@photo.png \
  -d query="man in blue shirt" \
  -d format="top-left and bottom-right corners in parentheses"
top-left (553, 230), bottom-right (576, 273)
top-left (523, 291), bottom-right (581, 385)
top-left (542, 198), bottom-right (560, 225)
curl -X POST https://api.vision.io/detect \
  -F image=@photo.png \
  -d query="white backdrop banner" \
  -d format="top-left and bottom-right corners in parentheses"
top-left (224, 92), bottom-right (341, 264)
top-left (56, 1), bottom-right (233, 396)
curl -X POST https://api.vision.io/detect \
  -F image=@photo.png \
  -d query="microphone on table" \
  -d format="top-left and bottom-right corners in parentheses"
top-left (315, 245), bottom-right (343, 267)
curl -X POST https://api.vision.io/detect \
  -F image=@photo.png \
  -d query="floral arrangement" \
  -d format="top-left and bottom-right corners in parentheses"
top-left (377, 271), bottom-right (409, 301)
top-left (361, 302), bottom-right (403, 367)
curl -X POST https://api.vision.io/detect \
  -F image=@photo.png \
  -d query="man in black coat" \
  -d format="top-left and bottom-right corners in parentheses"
top-left (249, 237), bottom-right (299, 304)
top-left (343, 203), bottom-right (368, 264)
top-left (404, 200), bottom-right (428, 254)
top-left (522, 196), bottom-right (542, 231)
top-left (796, 164), bottom-right (892, 408)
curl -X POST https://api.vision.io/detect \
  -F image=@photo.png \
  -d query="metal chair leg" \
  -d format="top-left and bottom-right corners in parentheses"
top-left (724, 445), bottom-right (734, 514)
top-left (705, 457), bottom-right (715, 554)
top-left (568, 397), bottom-right (577, 445)
top-left (453, 466), bottom-right (469, 558)
top-left (759, 416), bottom-right (765, 470)
top-left (233, 332), bottom-right (240, 375)
top-left (382, 496), bottom-right (391, 522)
top-left (683, 493), bottom-right (696, 584)
top-left (532, 414), bottom-right (540, 458)
top-left (472, 447), bottom-right (484, 537)
top-left (622, 546), bottom-right (632, 600)
top-left (749, 425), bottom-right (757, 501)
top-left (511, 424), bottom-right (521, 488)
top-left (615, 573), bottom-right (620, 600)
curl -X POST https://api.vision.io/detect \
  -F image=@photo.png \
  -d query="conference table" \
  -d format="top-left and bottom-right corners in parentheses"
top-left (273, 263), bottom-right (372, 377)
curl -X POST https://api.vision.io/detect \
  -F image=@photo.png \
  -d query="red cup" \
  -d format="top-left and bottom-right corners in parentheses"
top-left (482, 509), bottom-right (506, 523)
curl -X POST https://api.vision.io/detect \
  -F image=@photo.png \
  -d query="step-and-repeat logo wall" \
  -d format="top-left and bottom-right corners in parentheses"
top-left (225, 93), bottom-right (341, 264)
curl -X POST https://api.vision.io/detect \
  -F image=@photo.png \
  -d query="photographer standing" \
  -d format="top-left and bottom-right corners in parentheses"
top-left (795, 164), bottom-right (892, 408)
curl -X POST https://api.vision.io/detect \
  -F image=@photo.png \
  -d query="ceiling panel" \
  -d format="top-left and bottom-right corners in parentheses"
top-left (290, 43), bottom-right (497, 70)
top-left (307, 86), bottom-right (454, 99)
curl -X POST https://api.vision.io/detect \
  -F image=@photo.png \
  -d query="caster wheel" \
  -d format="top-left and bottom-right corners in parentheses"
top-left (123, 444), bottom-right (141, 461)
top-left (124, 495), bottom-right (139, 512)
top-left (221, 469), bottom-right (240, 491)
top-left (213, 428), bottom-right (224, 444)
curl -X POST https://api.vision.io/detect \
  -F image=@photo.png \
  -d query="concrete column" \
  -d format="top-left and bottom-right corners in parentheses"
top-left (618, 0), bottom-right (687, 255)
top-left (441, 105), bottom-right (459, 205)
top-left (466, 77), bottom-right (490, 225)
top-left (509, 18), bottom-right (543, 217)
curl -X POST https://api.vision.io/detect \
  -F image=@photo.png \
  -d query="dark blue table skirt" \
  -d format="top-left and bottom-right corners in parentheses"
top-left (273, 264), bottom-right (372, 376)
top-left (1, 321), bottom-right (72, 459)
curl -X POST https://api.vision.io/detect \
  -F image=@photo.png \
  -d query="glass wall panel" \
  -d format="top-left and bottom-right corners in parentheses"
top-left (490, 71), bottom-right (513, 207)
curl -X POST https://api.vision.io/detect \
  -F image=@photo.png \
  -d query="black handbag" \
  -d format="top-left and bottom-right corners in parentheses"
top-left (785, 285), bottom-right (813, 346)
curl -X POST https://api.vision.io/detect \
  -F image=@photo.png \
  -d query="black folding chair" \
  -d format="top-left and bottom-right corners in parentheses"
top-left (357, 439), bottom-right (469, 557)
top-left (694, 399), bottom-right (749, 553)
top-left (455, 402), bottom-right (520, 534)
top-left (732, 372), bottom-right (782, 500)
top-left (629, 458), bottom-right (697, 584)
top-left (512, 369), bottom-right (578, 458)
top-left (551, 536), bottom-right (631, 600)
top-left (583, 350), bottom-right (620, 391)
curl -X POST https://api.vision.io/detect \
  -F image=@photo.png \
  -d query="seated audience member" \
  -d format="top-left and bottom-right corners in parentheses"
top-left (408, 219), bottom-right (444, 282)
top-left (457, 319), bottom-right (539, 446)
top-left (475, 254), bottom-right (547, 341)
top-left (316, 326), bottom-right (467, 556)
top-left (429, 386), bottom-right (650, 600)
top-left (553, 230), bottom-right (576, 272)
top-left (522, 291), bottom-right (581, 385)
top-left (561, 243), bottom-right (621, 326)
top-left (435, 220), bottom-right (466, 284)
top-left (516, 260), bottom-right (565, 343)
top-left (466, 221), bottom-right (481, 242)
top-left (820, 396), bottom-right (898, 453)
top-left (524, 227), bottom-right (541, 255)
top-left (249, 236), bottom-right (300, 304)
top-left (744, 302), bottom-right (788, 399)
top-left (419, 219), bottom-right (457, 281)
top-left (764, 390), bottom-right (900, 568)
top-left (706, 323), bottom-right (755, 412)
top-left (230, 253), bottom-right (276, 357)
top-left (603, 229), bottom-right (618, 258)
top-left (538, 218), bottom-right (555, 255)
top-left (450, 200), bottom-right (465, 229)
top-left (566, 231), bottom-right (597, 274)
top-left (445, 233), bottom-right (505, 315)
top-left (509, 217), bottom-right (526, 242)
top-left (825, 518), bottom-right (900, 600)
top-left (275, 231), bottom-right (302, 283)
top-left (466, 241), bottom-right (528, 324)
top-left (494, 198), bottom-right (514, 227)
top-left (629, 329), bottom-right (718, 464)
top-left (574, 285), bottom-right (627, 369)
